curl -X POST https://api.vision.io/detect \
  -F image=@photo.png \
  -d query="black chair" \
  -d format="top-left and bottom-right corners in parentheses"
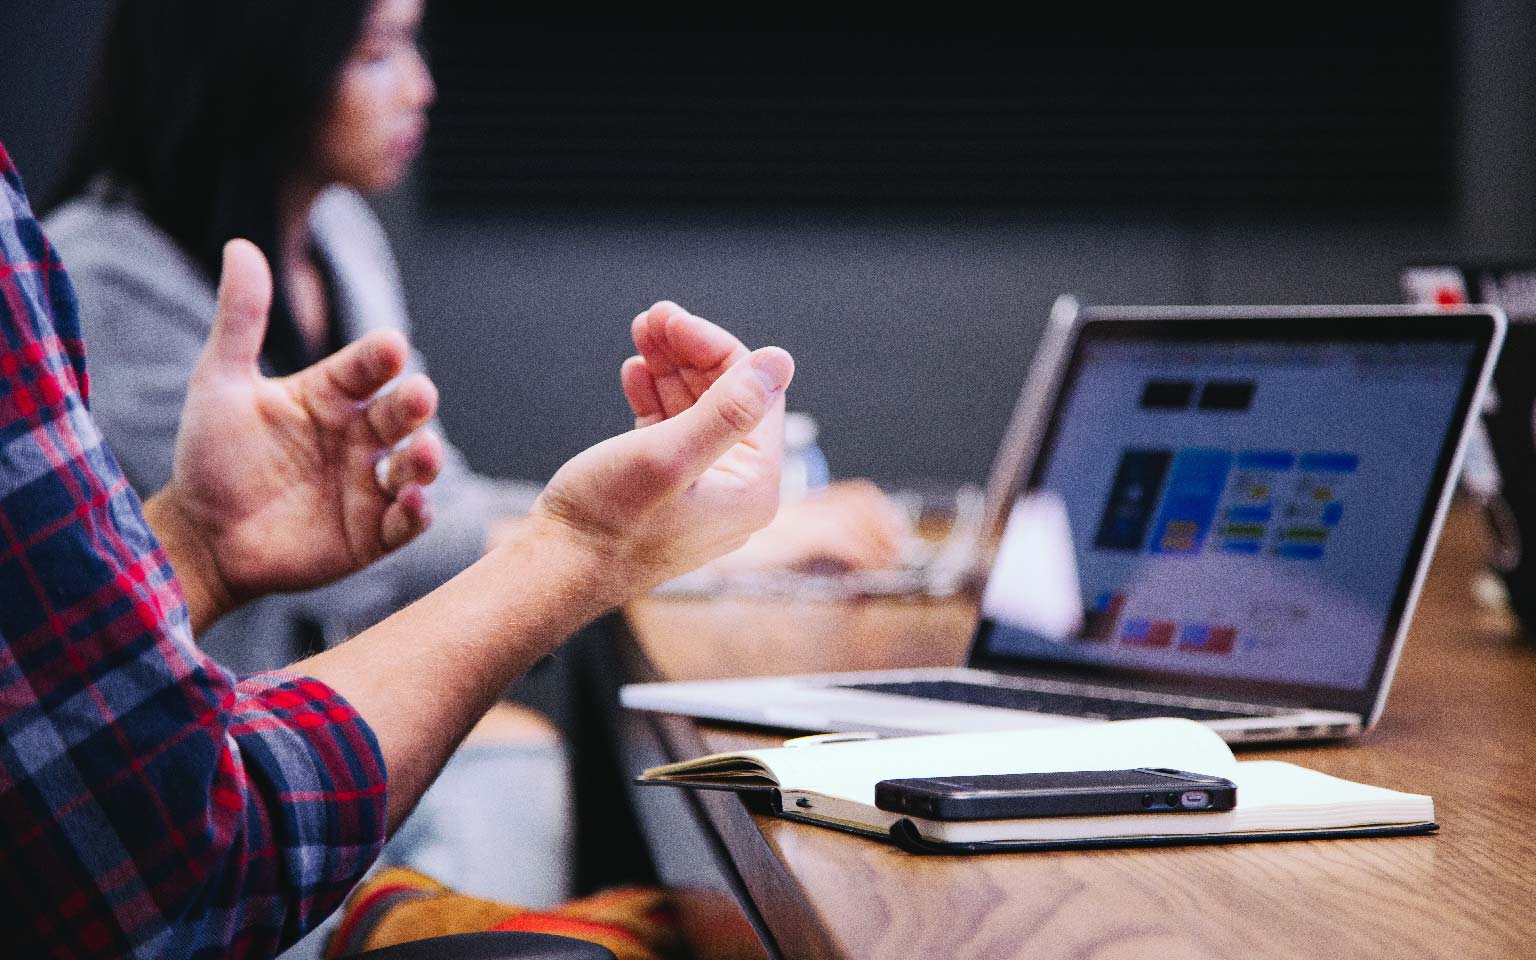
top-left (338, 931), bottom-right (616, 960)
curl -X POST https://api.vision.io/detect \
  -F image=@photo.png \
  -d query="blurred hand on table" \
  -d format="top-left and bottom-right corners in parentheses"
top-left (712, 478), bottom-right (910, 574)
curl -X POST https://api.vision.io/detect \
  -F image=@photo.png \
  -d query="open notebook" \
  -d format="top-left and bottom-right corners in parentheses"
top-left (637, 719), bottom-right (1436, 853)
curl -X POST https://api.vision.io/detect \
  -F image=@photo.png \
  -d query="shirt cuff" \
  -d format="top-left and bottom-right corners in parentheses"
top-left (229, 671), bottom-right (389, 932)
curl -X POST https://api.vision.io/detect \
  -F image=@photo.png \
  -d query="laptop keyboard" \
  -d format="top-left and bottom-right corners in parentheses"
top-left (838, 680), bottom-right (1259, 722)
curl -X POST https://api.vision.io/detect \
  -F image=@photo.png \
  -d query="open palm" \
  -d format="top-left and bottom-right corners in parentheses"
top-left (163, 241), bottom-right (444, 607)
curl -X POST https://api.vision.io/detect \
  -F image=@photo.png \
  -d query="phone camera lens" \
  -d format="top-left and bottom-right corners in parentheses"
top-left (1141, 793), bottom-right (1154, 808)
top-left (1165, 793), bottom-right (1178, 807)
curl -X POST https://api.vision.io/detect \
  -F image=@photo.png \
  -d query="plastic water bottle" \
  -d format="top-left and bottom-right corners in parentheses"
top-left (781, 412), bottom-right (831, 502)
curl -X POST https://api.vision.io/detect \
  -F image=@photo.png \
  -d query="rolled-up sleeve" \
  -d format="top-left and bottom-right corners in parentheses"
top-left (0, 143), bottom-right (387, 958)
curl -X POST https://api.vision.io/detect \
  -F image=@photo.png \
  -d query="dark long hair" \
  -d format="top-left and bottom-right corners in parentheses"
top-left (51, 0), bottom-right (372, 371)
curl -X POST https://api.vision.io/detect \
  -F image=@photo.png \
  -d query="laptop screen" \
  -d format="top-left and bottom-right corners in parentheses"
top-left (973, 315), bottom-right (1492, 711)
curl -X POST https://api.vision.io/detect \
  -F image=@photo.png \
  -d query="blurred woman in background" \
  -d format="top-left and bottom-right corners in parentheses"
top-left (47, 0), bottom-right (512, 674)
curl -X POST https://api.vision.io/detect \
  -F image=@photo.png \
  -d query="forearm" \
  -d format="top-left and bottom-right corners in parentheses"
top-left (143, 490), bottom-right (234, 634)
top-left (299, 514), bottom-right (616, 830)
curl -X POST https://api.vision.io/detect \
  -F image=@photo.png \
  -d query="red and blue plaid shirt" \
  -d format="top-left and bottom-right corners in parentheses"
top-left (0, 144), bottom-right (388, 957)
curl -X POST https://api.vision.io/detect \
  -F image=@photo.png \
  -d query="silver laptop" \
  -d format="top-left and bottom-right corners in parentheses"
top-left (622, 303), bottom-right (1506, 743)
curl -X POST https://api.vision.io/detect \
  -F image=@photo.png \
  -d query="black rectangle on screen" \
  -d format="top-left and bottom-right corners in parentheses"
top-left (1140, 380), bottom-right (1195, 410)
top-left (1094, 449), bottom-right (1173, 551)
top-left (1198, 381), bottom-right (1255, 411)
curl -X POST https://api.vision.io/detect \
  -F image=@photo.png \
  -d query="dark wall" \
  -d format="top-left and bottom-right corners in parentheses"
top-left (1458, 0), bottom-right (1536, 250)
top-left (0, 0), bottom-right (112, 200)
top-left (373, 193), bottom-right (1450, 485)
top-left (4, 4), bottom-right (1535, 486)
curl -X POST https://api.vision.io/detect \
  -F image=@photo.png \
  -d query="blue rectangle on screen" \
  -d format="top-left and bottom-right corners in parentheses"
top-left (1225, 506), bottom-right (1272, 524)
top-left (1149, 449), bottom-right (1233, 555)
top-left (1278, 543), bottom-right (1326, 560)
top-left (1179, 625), bottom-right (1211, 647)
top-left (1298, 452), bottom-right (1359, 473)
top-left (1236, 450), bottom-right (1294, 470)
top-left (1121, 619), bottom-right (1151, 641)
top-left (1323, 502), bottom-right (1344, 526)
top-left (1221, 541), bottom-right (1262, 555)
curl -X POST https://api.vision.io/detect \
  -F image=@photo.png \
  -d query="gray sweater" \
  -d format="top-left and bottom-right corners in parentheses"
top-left (46, 184), bottom-right (540, 673)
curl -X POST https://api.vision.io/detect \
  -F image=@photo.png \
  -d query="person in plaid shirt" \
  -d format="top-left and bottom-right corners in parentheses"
top-left (0, 142), bottom-right (794, 958)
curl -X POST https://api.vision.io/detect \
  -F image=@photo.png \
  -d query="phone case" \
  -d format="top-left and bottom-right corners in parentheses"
top-left (875, 768), bottom-right (1238, 820)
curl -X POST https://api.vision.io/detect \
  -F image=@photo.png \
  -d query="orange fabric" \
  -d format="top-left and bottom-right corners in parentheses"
top-left (327, 867), bottom-right (680, 960)
top-left (330, 882), bottom-right (417, 954)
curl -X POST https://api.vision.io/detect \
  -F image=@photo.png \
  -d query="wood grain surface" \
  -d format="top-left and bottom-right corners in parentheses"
top-left (624, 505), bottom-right (1536, 959)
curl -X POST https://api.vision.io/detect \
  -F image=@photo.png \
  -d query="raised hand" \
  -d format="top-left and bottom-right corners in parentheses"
top-left (147, 240), bottom-right (444, 629)
top-left (530, 301), bottom-right (794, 599)
top-left (624, 303), bottom-right (907, 575)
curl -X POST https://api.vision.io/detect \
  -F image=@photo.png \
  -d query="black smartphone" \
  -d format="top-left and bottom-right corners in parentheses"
top-left (873, 768), bottom-right (1238, 821)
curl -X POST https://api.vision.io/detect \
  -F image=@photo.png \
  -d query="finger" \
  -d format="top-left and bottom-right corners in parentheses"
top-left (633, 302), bottom-right (697, 418)
top-left (630, 305), bottom-right (661, 354)
top-left (661, 307), bottom-right (747, 399)
top-left (631, 303), bottom-right (678, 370)
top-left (203, 239), bottom-right (273, 370)
top-left (365, 373), bottom-right (438, 447)
top-left (380, 430), bottom-right (445, 494)
top-left (621, 356), bottom-right (667, 428)
top-left (646, 346), bottom-right (794, 479)
top-left (636, 301), bottom-right (751, 415)
top-left (380, 484), bottom-right (432, 551)
top-left (292, 331), bottom-right (411, 422)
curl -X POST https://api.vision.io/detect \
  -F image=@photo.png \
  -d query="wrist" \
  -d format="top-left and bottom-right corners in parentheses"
top-left (500, 510), bottom-right (636, 617)
top-left (143, 488), bottom-right (236, 633)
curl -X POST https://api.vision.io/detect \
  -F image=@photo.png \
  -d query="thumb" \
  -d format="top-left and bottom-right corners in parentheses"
top-left (646, 346), bottom-right (794, 476)
top-left (203, 239), bottom-right (273, 370)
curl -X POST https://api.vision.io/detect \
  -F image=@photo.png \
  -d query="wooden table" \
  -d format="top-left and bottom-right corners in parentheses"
top-left (619, 506), bottom-right (1536, 960)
